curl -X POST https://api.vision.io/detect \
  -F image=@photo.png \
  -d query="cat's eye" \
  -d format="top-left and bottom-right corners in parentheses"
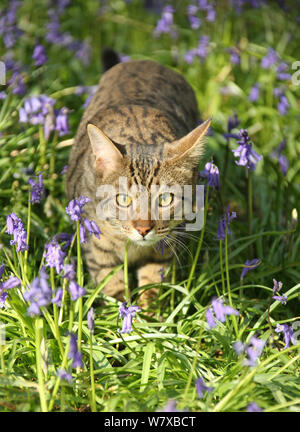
top-left (116, 194), bottom-right (132, 207)
top-left (158, 192), bottom-right (174, 207)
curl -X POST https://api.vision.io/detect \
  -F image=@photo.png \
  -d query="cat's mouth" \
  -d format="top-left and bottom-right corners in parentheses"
top-left (133, 238), bottom-right (159, 247)
top-left (128, 229), bottom-right (163, 247)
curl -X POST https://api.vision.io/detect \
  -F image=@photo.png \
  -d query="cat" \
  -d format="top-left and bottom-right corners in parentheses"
top-left (66, 50), bottom-right (211, 306)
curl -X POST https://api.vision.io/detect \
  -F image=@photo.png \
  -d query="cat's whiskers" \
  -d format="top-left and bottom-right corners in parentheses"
top-left (167, 233), bottom-right (193, 259)
top-left (172, 230), bottom-right (199, 243)
top-left (163, 237), bottom-right (182, 265)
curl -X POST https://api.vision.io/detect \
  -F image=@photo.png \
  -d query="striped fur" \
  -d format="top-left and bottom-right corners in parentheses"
top-left (66, 59), bottom-right (208, 305)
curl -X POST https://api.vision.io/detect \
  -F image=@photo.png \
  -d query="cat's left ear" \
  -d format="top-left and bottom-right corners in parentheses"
top-left (87, 124), bottom-right (123, 175)
top-left (165, 118), bottom-right (212, 166)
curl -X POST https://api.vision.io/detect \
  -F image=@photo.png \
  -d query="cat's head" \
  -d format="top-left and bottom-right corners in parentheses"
top-left (87, 119), bottom-right (211, 247)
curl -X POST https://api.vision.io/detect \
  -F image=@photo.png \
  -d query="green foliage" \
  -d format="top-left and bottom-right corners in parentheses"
top-left (0, 0), bottom-right (300, 412)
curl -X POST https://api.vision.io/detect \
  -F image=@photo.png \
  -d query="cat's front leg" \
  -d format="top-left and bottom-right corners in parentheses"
top-left (94, 266), bottom-right (125, 301)
top-left (83, 238), bottom-right (125, 301)
top-left (137, 261), bottom-right (170, 309)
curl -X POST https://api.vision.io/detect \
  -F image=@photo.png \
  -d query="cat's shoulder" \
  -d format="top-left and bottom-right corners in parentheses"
top-left (102, 58), bottom-right (188, 83)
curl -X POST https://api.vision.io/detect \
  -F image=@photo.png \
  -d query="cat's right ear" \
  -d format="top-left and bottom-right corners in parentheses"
top-left (87, 124), bottom-right (123, 175)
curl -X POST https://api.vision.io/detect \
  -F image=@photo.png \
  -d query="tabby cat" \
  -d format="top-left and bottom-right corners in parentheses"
top-left (66, 51), bottom-right (211, 305)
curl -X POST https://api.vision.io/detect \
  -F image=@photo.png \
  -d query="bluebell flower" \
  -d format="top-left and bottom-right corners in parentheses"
top-left (185, 35), bottom-right (210, 64)
top-left (55, 107), bottom-right (70, 136)
top-left (157, 239), bottom-right (166, 255)
top-left (61, 165), bottom-right (68, 175)
top-left (206, 297), bottom-right (239, 329)
top-left (44, 239), bottom-right (65, 274)
top-left (247, 402), bottom-right (263, 412)
top-left (248, 83), bottom-right (260, 102)
top-left (51, 289), bottom-right (63, 307)
top-left (154, 5), bottom-right (176, 38)
top-left (87, 307), bottom-right (95, 333)
top-left (206, 307), bottom-right (216, 329)
top-left (159, 400), bottom-right (178, 412)
top-left (241, 258), bottom-right (261, 280)
top-left (67, 332), bottom-right (83, 368)
top-left (0, 264), bottom-right (5, 280)
top-left (275, 323), bottom-right (296, 349)
top-left (227, 48), bottom-right (240, 65)
top-left (0, 291), bottom-right (8, 309)
top-left (29, 173), bottom-right (45, 204)
top-left (53, 232), bottom-right (73, 250)
top-left (199, 161), bottom-right (220, 190)
top-left (261, 48), bottom-right (278, 69)
top-left (65, 196), bottom-right (91, 222)
top-left (0, 1), bottom-right (23, 49)
top-left (233, 129), bottom-right (263, 171)
top-left (50, 0), bottom-right (71, 15)
top-left (270, 140), bottom-right (289, 176)
top-left (273, 88), bottom-right (290, 116)
top-left (198, 0), bottom-right (216, 22)
top-left (23, 267), bottom-right (52, 316)
top-left (233, 340), bottom-right (247, 355)
top-left (19, 95), bottom-right (55, 125)
top-left (244, 336), bottom-right (265, 367)
top-left (62, 262), bottom-right (76, 281)
top-left (46, 8), bottom-right (91, 65)
top-left (57, 368), bottom-right (73, 383)
top-left (195, 377), bottom-right (213, 399)
top-left (68, 281), bottom-right (86, 301)
top-left (32, 44), bottom-right (48, 66)
top-left (278, 155), bottom-right (289, 176)
top-left (272, 279), bottom-right (287, 305)
top-left (236, 336), bottom-right (265, 367)
top-left (0, 292), bottom-right (8, 309)
top-left (216, 206), bottom-right (236, 241)
top-left (9, 72), bottom-right (26, 95)
top-left (1, 276), bottom-right (21, 290)
top-left (83, 218), bottom-right (101, 239)
top-left (224, 113), bottom-right (240, 140)
top-left (118, 302), bottom-right (141, 334)
top-left (6, 213), bottom-right (28, 252)
top-left (276, 62), bottom-right (291, 81)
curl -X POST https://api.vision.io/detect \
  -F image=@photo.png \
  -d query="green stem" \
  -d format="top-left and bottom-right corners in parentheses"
top-left (219, 240), bottom-right (226, 296)
top-left (182, 326), bottom-right (205, 403)
top-left (48, 342), bottom-right (70, 412)
top-left (222, 138), bottom-right (230, 200)
top-left (50, 267), bottom-right (64, 357)
top-left (76, 221), bottom-right (84, 351)
top-left (58, 277), bottom-right (68, 325)
top-left (170, 256), bottom-right (176, 312)
top-left (50, 131), bottom-right (58, 190)
top-left (124, 239), bottom-right (130, 304)
top-left (24, 191), bottom-right (31, 276)
top-left (35, 318), bottom-right (48, 412)
top-left (0, 327), bottom-right (5, 371)
top-left (59, 231), bottom-right (77, 325)
top-left (247, 168), bottom-right (253, 256)
top-left (49, 301), bottom-right (75, 411)
top-left (224, 226), bottom-right (238, 338)
top-left (17, 251), bottom-right (28, 287)
top-left (186, 186), bottom-right (210, 292)
top-left (89, 334), bottom-right (97, 412)
top-left (39, 126), bottom-right (47, 169)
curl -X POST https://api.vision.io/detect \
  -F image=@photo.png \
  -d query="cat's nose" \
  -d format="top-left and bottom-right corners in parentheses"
top-left (134, 220), bottom-right (153, 237)
top-left (136, 225), bottom-right (152, 237)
